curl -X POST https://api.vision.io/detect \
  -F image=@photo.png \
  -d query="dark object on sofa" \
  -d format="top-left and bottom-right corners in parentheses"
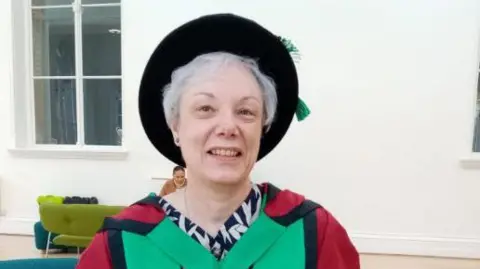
top-left (63, 196), bottom-right (98, 204)
top-left (0, 258), bottom-right (78, 269)
top-left (90, 197), bottom-right (98, 204)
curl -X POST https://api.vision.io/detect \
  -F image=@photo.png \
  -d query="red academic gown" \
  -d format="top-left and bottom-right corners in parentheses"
top-left (76, 183), bottom-right (360, 269)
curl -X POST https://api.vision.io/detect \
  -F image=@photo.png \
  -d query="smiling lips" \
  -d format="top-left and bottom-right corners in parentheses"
top-left (208, 148), bottom-right (242, 157)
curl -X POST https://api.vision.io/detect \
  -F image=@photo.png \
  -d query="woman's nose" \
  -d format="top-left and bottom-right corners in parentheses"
top-left (215, 112), bottom-right (239, 137)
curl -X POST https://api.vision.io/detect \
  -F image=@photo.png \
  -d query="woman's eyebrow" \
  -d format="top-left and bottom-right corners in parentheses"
top-left (193, 92), bottom-right (215, 98)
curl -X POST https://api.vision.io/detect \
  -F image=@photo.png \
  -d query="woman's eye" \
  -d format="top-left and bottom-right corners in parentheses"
top-left (238, 108), bottom-right (255, 116)
top-left (197, 105), bottom-right (214, 112)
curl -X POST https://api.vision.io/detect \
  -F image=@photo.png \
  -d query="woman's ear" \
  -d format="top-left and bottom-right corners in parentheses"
top-left (171, 120), bottom-right (180, 146)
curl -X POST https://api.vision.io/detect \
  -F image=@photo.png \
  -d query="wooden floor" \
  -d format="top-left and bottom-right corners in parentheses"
top-left (1, 235), bottom-right (479, 268)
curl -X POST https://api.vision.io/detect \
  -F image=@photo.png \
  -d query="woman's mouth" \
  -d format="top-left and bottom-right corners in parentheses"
top-left (207, 148), bottom-right (242, 158)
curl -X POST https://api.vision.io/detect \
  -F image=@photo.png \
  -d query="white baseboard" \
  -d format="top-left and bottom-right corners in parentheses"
top-left (351, 232), bottom-right (480, 259)
top-left (0, 217), bottom-right (479, 259)
top-left (0, 217), bottom-right (36, 235)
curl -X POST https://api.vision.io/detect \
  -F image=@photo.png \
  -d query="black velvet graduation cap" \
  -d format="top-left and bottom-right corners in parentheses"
top-left (138, 13), bottom-right (309, 166)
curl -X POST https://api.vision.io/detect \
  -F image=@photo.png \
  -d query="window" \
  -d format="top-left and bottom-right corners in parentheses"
top-left (29, 0), bottom-right (122, 147)
top-left (474, 69), bottom-right (480, 152)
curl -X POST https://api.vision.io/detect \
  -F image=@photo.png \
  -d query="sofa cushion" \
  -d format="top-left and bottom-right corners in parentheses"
top-left (39, 204), bottom-right (125, 236)
top-left (53, 234), bottom-right (93, 248)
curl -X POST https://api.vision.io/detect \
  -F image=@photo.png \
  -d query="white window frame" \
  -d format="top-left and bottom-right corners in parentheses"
top-left (473, 67), bottom-right (480, 152)
top-left (460, 61), bottom-right (480, 168)
top-left (8, 0), bottom-right (127, 160)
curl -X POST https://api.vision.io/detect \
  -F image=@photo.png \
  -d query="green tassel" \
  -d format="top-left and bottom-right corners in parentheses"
top-left (279, 36), bottom-right (301, 63)
top-left (279, 36), bottom-right (311, 122)
top-left (279, 36), bottom-right (299, 53)
top-left (296, 98), bottom-right (310, 121)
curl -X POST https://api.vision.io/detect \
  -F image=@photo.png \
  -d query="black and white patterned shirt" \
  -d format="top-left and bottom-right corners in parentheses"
top-left (158, 184), bottom-right (262, 260)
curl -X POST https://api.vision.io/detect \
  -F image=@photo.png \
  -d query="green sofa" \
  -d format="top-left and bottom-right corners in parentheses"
top-left (39, 203), bottom-right (125, 254)
top-left (0, 258), bottom-right (77, 269)
top-left (35, 195), bottom-right (67, 252)
top-left (34, 221), bottom-right (67, 252)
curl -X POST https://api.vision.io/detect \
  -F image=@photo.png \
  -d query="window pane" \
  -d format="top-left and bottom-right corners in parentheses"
top-left (82, 6), bottom-right (121, 76)
top-left (34, 79), bottom-right (77, 145)
top-left (32, 0), bottom-right (72, 6)
top-left (82, 0), bottom-right (120, 4)
top-left (474, 75), bottom-right (480, 152)
top-left (32, 8), bottom-right (75, 76)
top-left (84, 79), bottom-right (122, 145)
top-left (474, 115), bottom-right (480, 152)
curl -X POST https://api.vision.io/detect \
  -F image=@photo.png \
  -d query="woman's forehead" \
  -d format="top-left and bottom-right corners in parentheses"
top-left (184, 67), bottom-right (262, 99)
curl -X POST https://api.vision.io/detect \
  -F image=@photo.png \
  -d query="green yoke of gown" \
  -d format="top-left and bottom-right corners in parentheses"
top-left (100, 183), bottom-right (322, 269)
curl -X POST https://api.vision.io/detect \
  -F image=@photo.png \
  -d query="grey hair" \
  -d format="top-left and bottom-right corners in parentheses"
top-left (162, 52), bottom-right (278, 131)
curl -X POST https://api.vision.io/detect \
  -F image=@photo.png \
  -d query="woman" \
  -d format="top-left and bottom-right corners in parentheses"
top-left (159, 166), bottom-right (187, 196)
top-left (76, 14), bottom-right (359, 269)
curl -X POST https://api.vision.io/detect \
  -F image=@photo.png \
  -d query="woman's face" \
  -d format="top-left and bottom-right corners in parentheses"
top-left (172, 63), bottom-right (264, 185)
top-left (173, 170), bottom-right (185, 182)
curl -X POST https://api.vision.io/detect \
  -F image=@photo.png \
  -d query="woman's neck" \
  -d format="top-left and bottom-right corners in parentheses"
top-left (184, 177), bottom-right (252, 235)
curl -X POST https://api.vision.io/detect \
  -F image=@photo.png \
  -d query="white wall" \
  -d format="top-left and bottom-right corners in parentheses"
top-left (1, 0), bottom-right (480, 259)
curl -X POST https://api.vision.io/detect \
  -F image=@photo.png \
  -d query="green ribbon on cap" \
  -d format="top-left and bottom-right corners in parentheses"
top-left (296, 98), bottom-right (310, 121)
top-left (279, 36), bottom-right (299, 53)
top-left (279, 36), bottom-right (311, 121)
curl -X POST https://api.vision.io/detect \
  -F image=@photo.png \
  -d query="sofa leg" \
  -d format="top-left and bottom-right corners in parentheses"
top-left (45, 232), bottom-right (51, 258)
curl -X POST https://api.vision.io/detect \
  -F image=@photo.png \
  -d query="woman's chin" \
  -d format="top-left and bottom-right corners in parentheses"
top-left (196, 157), bottom-right (252, 184)
top-left (205, 171), bottom-right (247, 185)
